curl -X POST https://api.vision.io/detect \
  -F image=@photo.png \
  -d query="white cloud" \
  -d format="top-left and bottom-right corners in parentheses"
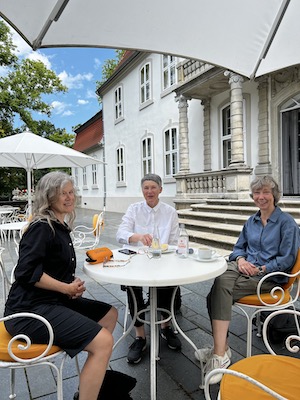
top-left (94, 58), bottom-right (102, 70)
top-left (86, 89), bottom-right (97, 99)
top-left (11, 29), bottom-right (52, 69)
top-left (58, 70), bottom-right (93, 89)
top-left (51, 100), bottom-right (70, 115)
top-left (78, 99), bottom-right (89, 105)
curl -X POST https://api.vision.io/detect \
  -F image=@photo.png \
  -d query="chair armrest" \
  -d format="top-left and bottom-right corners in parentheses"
top-left (256, 269), bottom-right (300, 306)
top-left (1, 312), bottom-right (55, 363)
top-left (204, 368), bottom-right (286, 400)
top-left (262, 309), bottom-right (300, 356)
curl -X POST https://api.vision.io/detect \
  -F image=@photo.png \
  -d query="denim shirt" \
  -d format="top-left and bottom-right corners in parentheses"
top-left (229, 206), bottom-right (300, 283)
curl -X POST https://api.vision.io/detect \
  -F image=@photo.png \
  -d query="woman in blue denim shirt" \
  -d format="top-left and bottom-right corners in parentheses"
top-left (195, 175), bottom-right (300, 384)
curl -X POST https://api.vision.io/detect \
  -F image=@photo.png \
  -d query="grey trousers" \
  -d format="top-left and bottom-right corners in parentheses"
top-left (207, 261), bottom-right (276, 321)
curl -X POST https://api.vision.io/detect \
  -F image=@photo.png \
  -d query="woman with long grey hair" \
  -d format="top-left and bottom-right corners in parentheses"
top-left (4, 171), bottom-right (118, 400)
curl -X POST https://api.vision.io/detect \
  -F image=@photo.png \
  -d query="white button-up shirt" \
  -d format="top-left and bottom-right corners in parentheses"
top-left (116, 200), bottom-right (179, 246)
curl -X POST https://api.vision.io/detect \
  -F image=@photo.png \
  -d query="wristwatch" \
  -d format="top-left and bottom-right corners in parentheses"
top-left (236, 256), bottom-right (244, 263)
top-left (257, 266), bottom-right (264, 276)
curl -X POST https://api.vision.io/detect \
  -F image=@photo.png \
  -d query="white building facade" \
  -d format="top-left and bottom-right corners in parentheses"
top-left (75, 51), bottom-right (300, 212)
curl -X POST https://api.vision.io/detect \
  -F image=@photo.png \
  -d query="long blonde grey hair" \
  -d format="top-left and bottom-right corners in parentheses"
top-left (31, 171), bottom-right (77, 230)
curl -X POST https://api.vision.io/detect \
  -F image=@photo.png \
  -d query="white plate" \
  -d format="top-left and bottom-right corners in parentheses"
top-left (149, 245), bottom-right (176, 254)
top-left (189, 254), bottom-right (220, 262)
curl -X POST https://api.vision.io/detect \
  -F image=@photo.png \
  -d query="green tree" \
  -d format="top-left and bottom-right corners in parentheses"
top-left (96, 49), bottom-right (125, 103)
top-left (0, 21), bottom-right (73, 198)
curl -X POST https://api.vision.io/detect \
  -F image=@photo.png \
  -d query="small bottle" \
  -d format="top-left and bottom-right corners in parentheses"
top-left (177, 223), bottom-right (189, 258)
top-left (151, 225), bottom-right (161, 259)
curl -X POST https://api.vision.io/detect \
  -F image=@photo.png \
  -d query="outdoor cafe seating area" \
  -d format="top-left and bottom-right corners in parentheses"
top-left (0, 208), bottom-right (299, 399)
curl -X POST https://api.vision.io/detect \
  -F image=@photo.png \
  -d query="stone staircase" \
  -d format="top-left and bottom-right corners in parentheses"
top-left (177, 199), bottom-right (300, 254)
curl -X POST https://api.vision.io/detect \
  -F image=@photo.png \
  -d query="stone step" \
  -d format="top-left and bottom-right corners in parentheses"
top-left (178, 217), bottom-right (243, 236)
top-left (190, 203), bottom-right (300, 218)
top-left (179, 209), bottom-right (250, 224)
top-left (177, 198), bottom-right (300, 252)
top-left (186, 228), bottom-right (237, 251)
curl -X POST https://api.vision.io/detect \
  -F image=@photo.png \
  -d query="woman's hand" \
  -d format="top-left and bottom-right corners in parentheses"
top-left (69, 277), bottom-right (86, 299)
top-left (237, 258), bottom-right (258, 276)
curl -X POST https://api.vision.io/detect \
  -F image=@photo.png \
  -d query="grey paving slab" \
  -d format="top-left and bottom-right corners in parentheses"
top-left (0, 207), bottom-right (275, 399)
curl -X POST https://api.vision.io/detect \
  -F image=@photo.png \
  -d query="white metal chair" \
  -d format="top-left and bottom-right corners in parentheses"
top-left (0, 312), bottom-right (80, 400)
top-left (72, 211), bottom-right (104, 250)
top-left (234, 249), bottom-right (300, 357)
top-left (204, 309), bottom-right (300, 400)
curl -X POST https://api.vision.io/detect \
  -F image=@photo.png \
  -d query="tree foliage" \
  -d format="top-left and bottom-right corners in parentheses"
top-left (0, 21), bottom-right (75, 198)
top-left (96, 49), bottom-right (125, 103)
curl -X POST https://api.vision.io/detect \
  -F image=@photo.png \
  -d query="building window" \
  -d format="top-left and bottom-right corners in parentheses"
top-left (92, 164), bottom-right (97, 185)
top-left (164, 127), bottom-right (179, 176)
top-left (83, 167), bottom-right (87, 186)
top-left (114, 86), bottom-right (123, 120)
top-left (116, 146), bottom-right (125, 183)
top-left (142, 136), bottom-right (153, 175)
top-left (222, 105), bottom-right (231, 168)
top-left (162, 55), bottom-right (176, 90)
top-left (74, 167), bottom-right (79, 187)
top-left (140, 62), bottom-right (151, 104)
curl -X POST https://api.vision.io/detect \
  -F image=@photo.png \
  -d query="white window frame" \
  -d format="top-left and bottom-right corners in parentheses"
top-left (92, 163), bottom-right (98, 187)
top-left (164, 127), bottom-right (179, 176)
top-left (114, 85), bottom-right (123, 122)
top-left (162, 55), bottom-right (177, 91)
top-left (140, 62), bottom-right (152, 106)
top-left (141, 135), bottom-right (153, 175)
top-left (82, 166), bottom-right (88, 189)
top-left (116, 145), bottom-right (126, 185)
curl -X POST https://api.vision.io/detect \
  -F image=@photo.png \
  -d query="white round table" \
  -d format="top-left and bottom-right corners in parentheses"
top-left (83, 248), bottom-right (227, 400)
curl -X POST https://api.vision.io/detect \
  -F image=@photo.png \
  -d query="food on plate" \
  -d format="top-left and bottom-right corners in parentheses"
top-left (161, 243), bottom-right (168, 252)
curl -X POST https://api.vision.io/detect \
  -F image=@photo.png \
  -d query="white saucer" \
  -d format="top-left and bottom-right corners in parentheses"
top-left (190, 254), bottom-right (220, 262)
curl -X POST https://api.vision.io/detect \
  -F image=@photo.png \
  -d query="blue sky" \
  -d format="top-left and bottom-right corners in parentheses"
top-left (5, 25), bottom-right (116, 134)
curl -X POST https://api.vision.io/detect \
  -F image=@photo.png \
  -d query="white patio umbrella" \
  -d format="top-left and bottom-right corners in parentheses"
top-left (0, 0), bottom-right (298, 79)
top-left (0, 130), bottom-right (103, 211)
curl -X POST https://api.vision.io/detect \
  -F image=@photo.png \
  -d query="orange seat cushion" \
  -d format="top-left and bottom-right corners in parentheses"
top-left (0, 321), bottom-right (61, 362)
top-left (220, 354), bottom-right (300, 400)
top-left (237, 289), bottom-right (290, 305)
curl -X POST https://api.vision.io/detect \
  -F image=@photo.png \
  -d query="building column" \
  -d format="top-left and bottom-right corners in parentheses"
top-left (225, 71), bottom-right (245, 167)
top-left (202, 98), bottom-right (212, 171)
top-left (176, 94), bottom-right (191, 172)
top-left (254, 76), bottom-right (272, 176)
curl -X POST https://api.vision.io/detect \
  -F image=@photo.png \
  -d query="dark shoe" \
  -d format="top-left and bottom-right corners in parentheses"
top-left (160, 327), bottom-right (181, 350)
top-left (127, 337), bottom-right (146, 364)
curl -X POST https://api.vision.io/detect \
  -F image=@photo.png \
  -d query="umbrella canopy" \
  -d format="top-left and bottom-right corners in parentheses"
top-left (0, 0), bottom-right (298, 79)
top-left (0, 130), bottom-right (103, 209)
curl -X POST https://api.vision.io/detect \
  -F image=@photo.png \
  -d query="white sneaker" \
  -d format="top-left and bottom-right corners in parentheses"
top-left (194, 346), bottom-right (232, 363)
top-left (203, 353), bottom-right (231, 385)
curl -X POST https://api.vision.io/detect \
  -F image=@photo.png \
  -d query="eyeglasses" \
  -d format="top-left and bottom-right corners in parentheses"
top-left (138, 247), bottom-right (153, 259)
top-left (103, 257), bottom-right (130, 268)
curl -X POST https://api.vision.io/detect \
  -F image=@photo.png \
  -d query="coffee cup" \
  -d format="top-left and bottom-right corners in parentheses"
top-left (197, 247), bottom-right (216, 260)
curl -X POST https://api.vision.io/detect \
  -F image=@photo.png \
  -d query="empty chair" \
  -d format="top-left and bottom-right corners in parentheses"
top-left (204, 309), bottom-right (300, 400)
top-left (72, 210), bottom-right (104, 249)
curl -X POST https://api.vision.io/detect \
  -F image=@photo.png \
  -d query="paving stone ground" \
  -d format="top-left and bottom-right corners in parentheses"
top-left (1, 207), bottom-right (296, 400)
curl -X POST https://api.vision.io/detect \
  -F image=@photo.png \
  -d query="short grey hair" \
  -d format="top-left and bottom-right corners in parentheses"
top-left (141, 173), bottom-right (162, 187)
top-left (250, 175), bottom-right (281, 205)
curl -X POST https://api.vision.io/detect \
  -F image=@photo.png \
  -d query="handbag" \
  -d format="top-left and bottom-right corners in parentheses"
top-left (73, 370), bottom-right (137, 399)
top-left (86, 247), bottom-right (113, 265)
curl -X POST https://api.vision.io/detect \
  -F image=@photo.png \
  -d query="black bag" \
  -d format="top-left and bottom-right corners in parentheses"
top-left (259, 310), bottom-right (299, 344)
top-left (73, 370), bottom-right (137, 400)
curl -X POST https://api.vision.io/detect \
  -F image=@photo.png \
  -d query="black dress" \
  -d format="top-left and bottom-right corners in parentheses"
top-left (4, 219), bottom-right (111, 357)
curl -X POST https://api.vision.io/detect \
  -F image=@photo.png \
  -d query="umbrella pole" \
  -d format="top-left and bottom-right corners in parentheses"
top-left (27, 169), bottom-right (32, 215)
